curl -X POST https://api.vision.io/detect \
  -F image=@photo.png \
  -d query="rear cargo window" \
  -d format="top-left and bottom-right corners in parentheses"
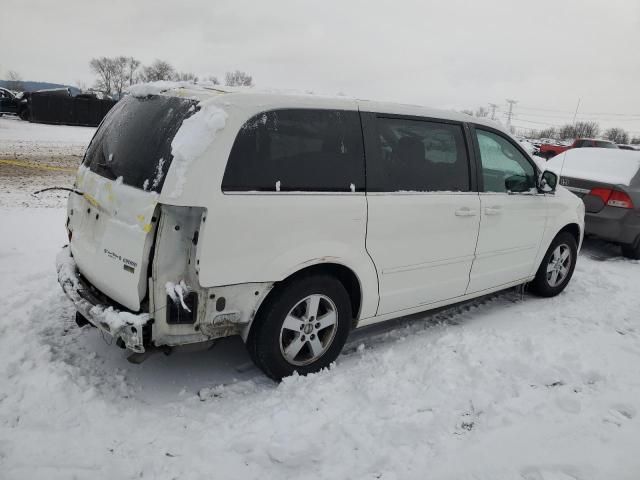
top-left (222, 109), bottom-right (365, 192)
top-left (83, 95), bottom-right (197, 192)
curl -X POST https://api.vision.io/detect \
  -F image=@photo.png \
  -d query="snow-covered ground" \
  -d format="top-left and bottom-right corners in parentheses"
top-left (1, 121), bottom-right (640, 480)
top-left (0, 116), bottom-right (95, 207)
top-left (2, 207), bottom-right (640, 479)
top-left (0, 115), bottom-right (94, 158)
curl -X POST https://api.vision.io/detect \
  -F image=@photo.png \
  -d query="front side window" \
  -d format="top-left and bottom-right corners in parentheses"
top-left (368, 117), bottom-right (470, 192)
top-left (476, 129), bottom-right (536, 193)
top-left (222, 109), bottom-right (364, 192)
top-left (595, 141), bottom-right (618, 149)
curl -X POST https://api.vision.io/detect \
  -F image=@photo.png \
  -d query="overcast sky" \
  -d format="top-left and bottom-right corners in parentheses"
top-left (3, 0), bottom-right (640, 136)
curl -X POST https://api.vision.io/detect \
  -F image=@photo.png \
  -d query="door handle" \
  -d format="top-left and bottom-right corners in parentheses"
top-left (455, 207), bottom-right (477, 217)
top-left (485, 206), bottom-right (502, 215)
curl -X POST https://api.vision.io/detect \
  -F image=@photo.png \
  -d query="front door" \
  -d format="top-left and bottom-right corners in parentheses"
top-left (467, 127), bottom-right (547, 293)
top-left (363, 114), bottom-right (481, 315)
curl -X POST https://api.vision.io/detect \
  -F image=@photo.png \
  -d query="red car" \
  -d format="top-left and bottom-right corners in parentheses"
top-left (539, 138), bottom-right (618, 159)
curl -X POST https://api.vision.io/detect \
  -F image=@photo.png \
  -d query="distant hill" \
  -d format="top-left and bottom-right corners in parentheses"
top-left (0, 80), bottom-right (81, 96)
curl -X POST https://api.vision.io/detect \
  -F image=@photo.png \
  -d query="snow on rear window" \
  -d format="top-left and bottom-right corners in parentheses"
top-left (83, 95), bottom-right (197, 192)
top-left (127, 80), bottom-right (194, 98)
top-left (168, 98), bottom-right (227, 197)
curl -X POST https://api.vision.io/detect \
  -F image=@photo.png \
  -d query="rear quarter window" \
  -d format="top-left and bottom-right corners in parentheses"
top-left (222, 109), bottom-right (365, 192)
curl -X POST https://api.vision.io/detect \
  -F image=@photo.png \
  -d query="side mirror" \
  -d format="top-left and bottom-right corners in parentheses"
top-left (539, 170), bottom-right (558, 193)
top-left (505, 174), bottom-right (531, 193)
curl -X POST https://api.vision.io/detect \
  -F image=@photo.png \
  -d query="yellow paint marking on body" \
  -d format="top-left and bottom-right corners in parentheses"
top-left (0, 159), bottom-right (77, 173)
top-left (83, 193), bottom-right (99, 208)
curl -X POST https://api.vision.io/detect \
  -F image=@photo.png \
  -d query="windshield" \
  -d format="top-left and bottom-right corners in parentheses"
top-left (83, 95), bottom-right (197, 192)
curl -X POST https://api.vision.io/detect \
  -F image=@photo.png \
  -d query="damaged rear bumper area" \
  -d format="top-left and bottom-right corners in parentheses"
top-left (56, 246), bottom-right (149, 353)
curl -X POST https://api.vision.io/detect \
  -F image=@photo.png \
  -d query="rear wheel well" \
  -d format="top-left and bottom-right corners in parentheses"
top-left (254, 263), bottom-right (362, 329)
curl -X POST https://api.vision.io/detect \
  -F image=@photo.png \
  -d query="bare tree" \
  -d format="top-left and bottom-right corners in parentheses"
top-left (140, 60), bottom-right (176, 82)
top-left (573, 121), bottom-right (600, 139)
top-left (90, 57), bottom-right (116, 96)
top-left (631, 137), bottom-right (640, 145)
top-left (604, 127), bottom-right (629, 144)
top-left (556, 124), bottom-right (574, 140)
top-left (124, 57), bottom-right (141, 86)
top-left (225, 70), bottom-right (253, 87)
top-left (204, 75), bottom-right (220, 85)
top-left (175, 72), bottom-right (198, 83)
top-left (5, 70), bottom-right (24, 91)
top-left (111, 57), bottom-right (130, 98)
top-left (537, 127), bottom-right (557, 139)
top-left (557, 121), bottom-right (600, 140)
top-left (89, 56), bottom-right (142, 98)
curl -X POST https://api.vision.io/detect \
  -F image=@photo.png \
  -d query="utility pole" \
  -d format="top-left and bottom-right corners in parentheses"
top-left (489, 103), bottom-right (498, 120)
top-left (572, 98), bottom-right (581, 125)
top-left (505, 99), bottom-right (517, 129)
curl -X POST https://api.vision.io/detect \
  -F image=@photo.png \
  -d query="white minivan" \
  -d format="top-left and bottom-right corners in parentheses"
top-left (57, 85), bottom-right (584, 380)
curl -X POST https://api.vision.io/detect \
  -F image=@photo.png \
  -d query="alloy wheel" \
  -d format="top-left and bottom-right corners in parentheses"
top-left (546, 243), bottom-right (572, 287)
top-left (279, 294), bottom-right (339, 366)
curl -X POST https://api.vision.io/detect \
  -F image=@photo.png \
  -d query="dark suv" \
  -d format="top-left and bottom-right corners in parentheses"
top-left (0, 88), bottom-right (19, 116)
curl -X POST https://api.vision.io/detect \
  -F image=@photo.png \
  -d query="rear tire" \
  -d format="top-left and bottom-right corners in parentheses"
top-left (247, 274), bottom-right (352, 381)
top-left (621, 240), bottom-right (640, 260)
top-left (530, 232), bottom-right (578, 297)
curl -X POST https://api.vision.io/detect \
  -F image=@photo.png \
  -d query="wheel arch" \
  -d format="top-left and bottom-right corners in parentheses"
top-left (242, 262), bottom-right (364, 341)
top-left (557, 222), bottom-right (582, 247)
top-left (531, 221), bottom-right (583, 280)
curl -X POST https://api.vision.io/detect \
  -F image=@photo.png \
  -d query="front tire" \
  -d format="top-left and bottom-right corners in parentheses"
top-left (247, 274), bottom-right (352, 381)
top-left (530, 232), bottom-right (578, 297)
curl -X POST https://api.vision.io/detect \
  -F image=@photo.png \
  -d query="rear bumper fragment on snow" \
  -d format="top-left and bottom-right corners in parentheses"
top-left (56, 246), bottom-right (150, 353)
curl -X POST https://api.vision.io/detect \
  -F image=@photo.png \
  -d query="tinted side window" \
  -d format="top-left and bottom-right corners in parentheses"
top-left (476, 129), bottom-right (536, 193)
top-left (574, 140), bottom-right (589, 147)
top-left (222, 109), bottom-right (364, 192)
top-left (368, 117), bottom-right (470, 192)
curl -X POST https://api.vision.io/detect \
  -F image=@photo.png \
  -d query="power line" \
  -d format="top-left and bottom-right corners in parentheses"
top-left (518, 105), bottom-right (640, 117)
top-left (506, 111), bottom-right (640, 121)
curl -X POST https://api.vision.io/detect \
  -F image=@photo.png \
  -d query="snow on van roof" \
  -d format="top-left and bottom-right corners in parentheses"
top-left (125, 81), bottom-right (504, 132)
top-left (546, 148), bottom-right (640, 187)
